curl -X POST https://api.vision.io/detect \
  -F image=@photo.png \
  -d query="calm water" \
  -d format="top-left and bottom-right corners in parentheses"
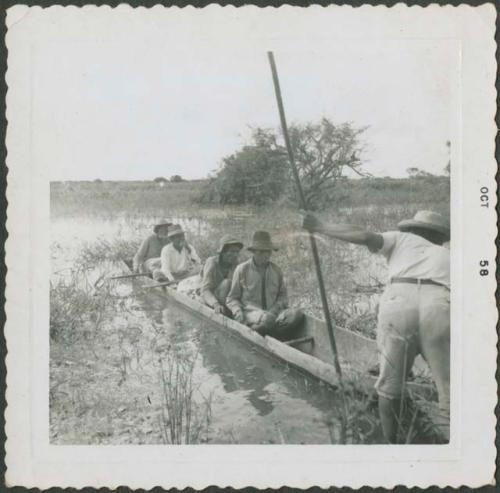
top-left (133, 291), bottom-right (383, 444)
top-left (51, 214), bottom-right (211, 271)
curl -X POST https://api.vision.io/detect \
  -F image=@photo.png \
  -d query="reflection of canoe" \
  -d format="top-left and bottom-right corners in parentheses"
top-left (121, 259), bottom-right (444, 441)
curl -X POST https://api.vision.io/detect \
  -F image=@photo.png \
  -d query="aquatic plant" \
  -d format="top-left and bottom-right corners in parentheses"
top-left (50, 267), bottom-right (117, 344)
top-left (76, 238), bottom-right (140, 271)
top-left (157, 349), bottom-right (212, 444)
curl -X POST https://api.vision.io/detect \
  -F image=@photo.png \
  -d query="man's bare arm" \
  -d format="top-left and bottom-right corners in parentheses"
top-left (302, 213), bottom-right (383, 252)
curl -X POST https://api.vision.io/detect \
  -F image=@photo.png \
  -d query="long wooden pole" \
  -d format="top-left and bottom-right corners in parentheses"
top-left (267, 52), bottom-right (343, 379)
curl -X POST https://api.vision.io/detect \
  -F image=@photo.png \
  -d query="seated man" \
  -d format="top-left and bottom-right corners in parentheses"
top-left (154, 224), bottom-right (201, 282)
top-left (132, 220), bottom-right (172, 273)
top-left (226, 230), bottom-right (304, 337)
top-left (201, 235), bottom-right (244, 315)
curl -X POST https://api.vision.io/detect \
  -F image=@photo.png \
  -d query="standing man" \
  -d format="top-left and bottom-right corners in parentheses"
top-left (201, 235), bottom-right (244, 315)
top-left (303, 210), bottom-right (450, 443)
top-left (155, 224), bottom-right (201, 282)
top-left (133, 220), bottom-right (172, 273)
top-left (227, 231), bottom-right (304, 337)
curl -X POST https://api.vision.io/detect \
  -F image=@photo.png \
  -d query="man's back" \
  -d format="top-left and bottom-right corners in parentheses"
top-left (379, 231), bottom-right (449, 288)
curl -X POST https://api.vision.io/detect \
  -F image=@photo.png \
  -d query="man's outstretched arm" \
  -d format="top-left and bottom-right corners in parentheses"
top-left (302, 212), bottom-right (383, 252)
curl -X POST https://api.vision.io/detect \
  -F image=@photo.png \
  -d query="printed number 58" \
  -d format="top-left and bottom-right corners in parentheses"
top-left (479, 260), bottom-right (489, 276)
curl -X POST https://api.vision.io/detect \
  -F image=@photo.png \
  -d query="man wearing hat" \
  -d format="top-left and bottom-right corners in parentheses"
top-left (227, 231), bottom-right (304, 337)
top-left (201, 235), bottom-right (244, 315)
top-left (303, 210), bottom-right (450, 443)
top-left (132, 220), bottom-right (172, 274)
top-left (155, 224), bottom-right (201, 282)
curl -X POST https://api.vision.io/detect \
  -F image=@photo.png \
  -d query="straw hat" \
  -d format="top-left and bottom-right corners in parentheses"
top-left (398, 210), bottom-right (450, 239)
top-left (153, 220), bottom-right (173, 233)
top-left (217, 235), bottom-right (244, 254)
top-left (167, 224), bottom-right (185, 238)
top-left (247, 231), bottom-right (278, 251)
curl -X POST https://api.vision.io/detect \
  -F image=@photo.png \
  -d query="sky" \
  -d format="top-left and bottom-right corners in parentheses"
top-left (15, 7), bottom-right (458, 181)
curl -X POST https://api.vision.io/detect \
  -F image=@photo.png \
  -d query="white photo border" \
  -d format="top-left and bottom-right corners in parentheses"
top-left (4, 4), bottom-right (498, 489)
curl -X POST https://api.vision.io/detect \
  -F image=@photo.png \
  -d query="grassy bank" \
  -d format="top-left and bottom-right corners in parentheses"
top-left (50, 180), bottom-right (205, 217)
top-left (50, 176), bottom-right (449, 218)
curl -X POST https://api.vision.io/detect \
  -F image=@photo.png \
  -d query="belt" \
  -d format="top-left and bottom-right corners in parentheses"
top-left (390, 277), bottom-right (449, 289)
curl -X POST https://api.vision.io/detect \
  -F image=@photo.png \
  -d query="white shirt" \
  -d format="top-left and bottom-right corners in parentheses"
top-left (378, 231), bottom-right (450, 288)
top-left (160, 243), bottom-right (201, 281)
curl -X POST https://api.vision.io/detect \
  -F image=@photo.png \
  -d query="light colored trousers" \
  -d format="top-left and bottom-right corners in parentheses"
top-left (375, 283), bottom-right (450, 437)
top-left (143, 257), bottom-right (161, 273)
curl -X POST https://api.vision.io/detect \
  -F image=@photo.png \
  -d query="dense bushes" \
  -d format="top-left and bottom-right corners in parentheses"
top-left (198, 144), bottom-right (290, 206)
top-left (198, 119), bottom-right (367, 209)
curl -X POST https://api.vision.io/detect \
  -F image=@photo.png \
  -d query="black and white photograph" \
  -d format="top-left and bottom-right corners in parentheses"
top-left (4, 4), bottom-right (497, 489)
top-left (48, 34), bottom-right (455, 446)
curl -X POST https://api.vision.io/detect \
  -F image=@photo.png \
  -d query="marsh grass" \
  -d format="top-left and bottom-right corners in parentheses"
top-left (336, 375), bottom-right (441, 444)
top-left (50, 180), bottom-right (204, 217)
top-left (62, 201), bottom-right (428, 339)
top-left (50, 267), bottom-right (117, 343)
top-left (50, 248), bottom-right (213, 444)
top-left (76, 238), bottom-right (140, 271)
top-left (52, 183), bottom-right (448, 341)
top-left (50, 177), bottom-right (449, 443)
top-left (51, 177), bottom-right (449, 220)
top-left (157, 348), bottom-right (212, 444)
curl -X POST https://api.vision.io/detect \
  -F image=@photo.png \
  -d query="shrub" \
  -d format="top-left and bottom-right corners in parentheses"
top-left (198, 120), bottom-right (368, 209)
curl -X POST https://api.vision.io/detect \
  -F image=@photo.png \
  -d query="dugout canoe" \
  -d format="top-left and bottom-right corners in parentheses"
top-left (121, 259), bottom-right (436, 398)
top-left (121, 259), bottom-right (444, 440)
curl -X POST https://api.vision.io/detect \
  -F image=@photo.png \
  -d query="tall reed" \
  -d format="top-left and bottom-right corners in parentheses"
top-left (157, 349), bottom-right (212, 444)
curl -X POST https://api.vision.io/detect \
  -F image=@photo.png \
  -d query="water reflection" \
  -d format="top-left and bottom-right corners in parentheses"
top-left (122, 285), bottom-right (384, 444)
top-left (200, 329), bottom-right (275, 416)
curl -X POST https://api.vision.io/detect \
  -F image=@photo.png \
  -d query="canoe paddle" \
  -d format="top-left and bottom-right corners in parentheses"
top-left (267, 52), bottom-right (344, 381)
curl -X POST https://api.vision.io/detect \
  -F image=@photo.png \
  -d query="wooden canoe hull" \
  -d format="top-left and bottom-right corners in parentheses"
top-left (123, 259), bottom-right (436, 400)
top-left (130, 269), bottom-right (447, 442)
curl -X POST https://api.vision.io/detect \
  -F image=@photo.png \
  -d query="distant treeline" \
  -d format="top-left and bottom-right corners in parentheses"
top-left (329, 175), bottom-right (449, 210)
top-left (50, 175), bottom-right (449, 219)
top-left (197, 174), bottom-right (450, 215)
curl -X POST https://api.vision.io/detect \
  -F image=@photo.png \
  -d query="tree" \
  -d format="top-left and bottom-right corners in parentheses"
top-left (289, 119), bottom-right (368, 208)
top-left (170, 175), bottom-right (184, 183)
top-left (198, 118), bottom-right (367, 209)
top-left (154, 176), bottom-right (168, 183)
top-left (201, 138), bottom-right (289, 205)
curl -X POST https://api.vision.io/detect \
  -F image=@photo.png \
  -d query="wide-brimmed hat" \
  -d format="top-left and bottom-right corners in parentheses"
top-left (398, 210), bottom-right (450, 239)
top-left (217, 235), bottom-right (244, 254)
top-left (153, 220), bottom-right (173, 233)
top-left (167, 224), bottom-right (185, 238)
top-left (247, 231), bottom-right (278, 251)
